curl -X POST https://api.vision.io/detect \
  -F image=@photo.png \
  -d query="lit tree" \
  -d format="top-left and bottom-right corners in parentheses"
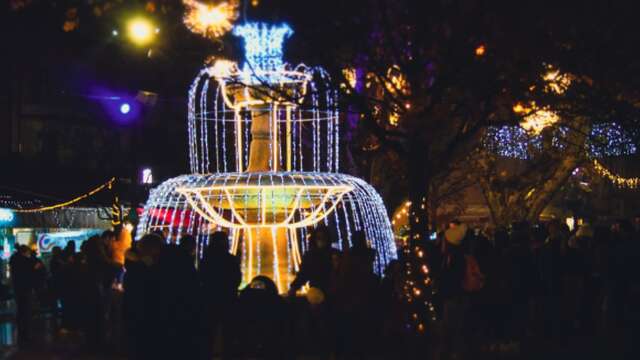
top-left (282, 0), bottom-right (545, 335)
top-left (475, 2), bottom-right (640, 226)
top-left (282, 0), bottom-right (640, 335)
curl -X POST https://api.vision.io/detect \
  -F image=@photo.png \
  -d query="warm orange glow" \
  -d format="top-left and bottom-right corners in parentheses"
top-left (183, 0), bottom-right (238, 39)
top-left (128, 18), bottom-right (156, 45)
top-left (520, 108), bottom-right (560, 134)
top-left (475, 44), bottom-right (486, 56)
top-left (543, 68), bottom-right (571, 94)
top-left (513, 103), bottom-right (526, 113)
top-left (342, 68), bottom-right (357, 89)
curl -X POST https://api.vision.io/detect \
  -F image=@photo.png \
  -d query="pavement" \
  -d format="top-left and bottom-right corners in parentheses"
top-left (1, 297), bottom-right (638, 360)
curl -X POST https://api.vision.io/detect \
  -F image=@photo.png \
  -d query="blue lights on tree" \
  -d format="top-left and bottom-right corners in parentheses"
top-left (588, 123), bottom-right (638, 158)
top-left (484, 123), bottom-right (637, 159)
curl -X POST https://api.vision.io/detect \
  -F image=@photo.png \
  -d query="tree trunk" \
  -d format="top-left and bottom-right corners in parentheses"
top-left (480, 117), bottom-right (591, 227)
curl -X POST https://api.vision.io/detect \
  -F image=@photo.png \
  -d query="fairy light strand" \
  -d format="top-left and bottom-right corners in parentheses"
top-left (15, 178), bottom-right (115, 213)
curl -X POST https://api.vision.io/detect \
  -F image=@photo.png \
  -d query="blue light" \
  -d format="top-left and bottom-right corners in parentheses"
top-left (233, 22), bottom-right (293, 83)
top-left (120, 103), bottom-right (131, 114)
top-left (0, 208), bottom-right (15, 224)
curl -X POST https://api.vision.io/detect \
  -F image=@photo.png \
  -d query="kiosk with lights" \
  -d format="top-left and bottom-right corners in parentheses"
top-left (136, 22), bottom-right (397, 292)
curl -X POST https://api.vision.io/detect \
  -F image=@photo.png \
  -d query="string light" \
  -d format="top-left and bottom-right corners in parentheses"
top-left (14, 178), bottom-right (115, 213)
top-left (592, 159), bottom-right (640, 189)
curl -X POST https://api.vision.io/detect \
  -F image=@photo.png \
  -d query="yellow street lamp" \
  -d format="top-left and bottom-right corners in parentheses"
top-left (128, 18), bottom-right (156, 46)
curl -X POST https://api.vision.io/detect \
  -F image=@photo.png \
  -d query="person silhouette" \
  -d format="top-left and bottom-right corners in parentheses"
top-left (10, 245), bottom-right (38, 348)
top-left (198, 231), bottom-right (241, 359)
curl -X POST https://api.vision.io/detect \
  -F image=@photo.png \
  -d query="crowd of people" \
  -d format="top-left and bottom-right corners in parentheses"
top-left (417, 218), bottom-right (640, 359)
top-left (3, 218), bottom-right (640, 359)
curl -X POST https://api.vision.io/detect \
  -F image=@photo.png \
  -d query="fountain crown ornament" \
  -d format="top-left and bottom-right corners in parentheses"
top-left (233, 22), bottom-right (294, 84)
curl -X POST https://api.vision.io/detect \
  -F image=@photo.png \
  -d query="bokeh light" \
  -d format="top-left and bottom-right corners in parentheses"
top-left (120, 102), bottom-right (131, 114)
top-left (128, 18), bottom-right (155, 45)
top-left (183, 0), bottom-right (238, 39)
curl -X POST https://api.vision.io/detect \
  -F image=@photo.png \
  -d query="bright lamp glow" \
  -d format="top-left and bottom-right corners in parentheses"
top-left (120, 103), bottom-right (131, 114)
top-left (183, 0), bottom-right (238, 39)
top-left (128, 18), bottom-right (155, 45)
top-left (142, 168), bottom-right (153, 184)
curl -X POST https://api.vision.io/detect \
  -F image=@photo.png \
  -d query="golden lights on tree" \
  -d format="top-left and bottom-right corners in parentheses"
top-left (384, 65), bottom-right (410, 126)
top-left (516, 105), bottom-right (560, 135)
top-left (543, 68), bottom-right (572, 94)
top-left (183, 0), bottom-right (239, 39)
top-left (342, 68), bottom-right (357, 90)
top-left (513, 67), bottom-right (571, 134)
top-left (63, 7), bottom-right (79, 32)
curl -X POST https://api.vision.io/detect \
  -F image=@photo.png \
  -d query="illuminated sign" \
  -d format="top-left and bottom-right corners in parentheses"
top-left (37, 229), bottom-right (102, 253)
top-left (0, 208), bottom-right (15, 224)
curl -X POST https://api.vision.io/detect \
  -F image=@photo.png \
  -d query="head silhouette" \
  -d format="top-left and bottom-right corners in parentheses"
top-left (310, 225), bottom-right (331, 250)
top-left (209, 231), bottom-right (229, 253)
top-left (351, 230), bottom-right (368, 249)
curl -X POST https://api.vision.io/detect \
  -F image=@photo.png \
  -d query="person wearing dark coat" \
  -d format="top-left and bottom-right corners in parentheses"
top-left (154, 243), bottom-right (200, 359)
top-left (288, 226), bottom-right (341, 357)
top-left (123, 233), bottom-right (164, 360)
top-left (505, 222), bottom-right (536, 345)
top-left (236, 275), bottom-right (288, 359)
top-left (82, 234), bottom-right (121, 351)
top-left (198, 231), bottom-right (241, 359)
top-left (438, 221), bottom-right (470, 359)
top-left (335, 231), bottom-right (380, 358)
top-left (49, 246), bottom-right (64, 305)
top-left (289, 225), bottom-right (340, 297)
top-left (10, 245), bottom-right (38, 348)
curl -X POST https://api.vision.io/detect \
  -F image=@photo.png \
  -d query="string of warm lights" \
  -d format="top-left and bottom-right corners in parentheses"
top-left (592, 159), bottom-right (640, 189)
top-left (399, 197), bottom-right (437, 334)
top-left (14, 178), bottom-right (116, 213)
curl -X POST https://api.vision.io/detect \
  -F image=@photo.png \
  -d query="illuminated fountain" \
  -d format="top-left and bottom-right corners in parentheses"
top-left (136, 22), bottom-right (397, 292)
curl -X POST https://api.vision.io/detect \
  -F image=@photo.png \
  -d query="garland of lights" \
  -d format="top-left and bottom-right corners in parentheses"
top-left (485, 123), bottom-right (637, 160)
top-left (592, 159), bottom-right (640, 189)
top-left (14, 178), bottom-right (115, 213)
